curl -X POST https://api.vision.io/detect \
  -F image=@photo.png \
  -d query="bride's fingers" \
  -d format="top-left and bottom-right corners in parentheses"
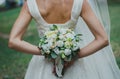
top-left (64, 63), bottom-right (69, 68)
top-left (64, 60), bottom-right (75, 68)
top-left (52, 65), bottom-right (56, 73)
top-left (51, 59), bottom-right (55, 62)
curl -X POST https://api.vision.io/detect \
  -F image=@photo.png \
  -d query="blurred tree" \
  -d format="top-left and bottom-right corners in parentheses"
top-left (16, 0), bottom-right (24, 6)
top-left (108, 0), bottom-right (120, 3)
top-left (5, 0), bottom-right (17, 9)
top-left (5, 0), bottom-right (24, 9)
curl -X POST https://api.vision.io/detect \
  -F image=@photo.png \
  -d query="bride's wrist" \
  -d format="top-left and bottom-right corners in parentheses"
top-left (37, 46), bottom-right (42, 55)
top-left (73, 49), bottom-right (81, 60)
top-left (77, 48), bottom-right (83, 58)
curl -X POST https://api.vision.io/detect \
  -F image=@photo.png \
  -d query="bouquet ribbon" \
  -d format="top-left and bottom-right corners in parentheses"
top-left (54, 56), bottom-right (64, 78)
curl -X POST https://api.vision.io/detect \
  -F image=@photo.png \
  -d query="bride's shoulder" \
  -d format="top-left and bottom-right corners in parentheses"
top-left (80, 0), bottom-right (92, 16)
top-left (21, 2), bottom-right (30, 13)
top-left (16, 1), bottom-right (32, 18)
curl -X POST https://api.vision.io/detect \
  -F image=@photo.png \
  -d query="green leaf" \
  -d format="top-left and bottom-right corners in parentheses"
top-left (66, 38), bottom-right (72, 41)
top-left (60, 47), bottom-right (65, 50)
top-left (61, 53), bottom-right (66, 59)
top-left (51, 52), bottom-right (58, 59)
top-left (65, 55), bottom-right (72, 61)
top-left (53, 24), bottom-right (58, 29)
top-left (76, 34), bottom-right (82, 36)
top-left (50, 24), bottom-right (58, 30)
top-left (47, 55), bottom-right (52, 60)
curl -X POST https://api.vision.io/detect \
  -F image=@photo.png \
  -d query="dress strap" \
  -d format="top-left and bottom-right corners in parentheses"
top-left (27, 0), bottom-right (39, 21)
top-left (71, 0), bottom-right (84, 21)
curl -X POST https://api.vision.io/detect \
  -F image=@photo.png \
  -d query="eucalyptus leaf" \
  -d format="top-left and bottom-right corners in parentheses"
top-left (50, 24), bottom-right (58, 30)
top-left (47, 55), bottom-right (52, 60)
top-left (76, 34), bottom-right (82, 36)
top-left (53, 24), bottom-right (58, 30)
top-left (51, 52), bottom-right (58, 59)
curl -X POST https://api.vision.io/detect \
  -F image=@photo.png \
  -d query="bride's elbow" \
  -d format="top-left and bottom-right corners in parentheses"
top-left (102, 38), bottom-right (109, 47)
top-left (96, 36), bottom-right (109, 47)
top-left (99, 37), bottom-right (109, 47)
top-left (8, 39), bottom-right (15, 49)
top-left (8, 38), bottom-right (18, 49)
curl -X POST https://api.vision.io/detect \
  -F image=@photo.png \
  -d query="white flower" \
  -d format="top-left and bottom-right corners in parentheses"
top-left (72, 42), bottom-right (79, 51)
top-left (56, 40), bottom-right (64, 47)
top-left (45, 31), bottom-right (57, 39)
top-left (41, 44), bottom-right (50, 53)
top-left (44, 31), bottom-right (51, 36)
top-left (65, 33), bottom-right (74, 39)
top-left (53, 47), bottom-right (60, 55)
top-left (50, 34), bottom-right (57, 39)
top-left (64, 49), bottom-right (71, 56)
top-left (47, 37), bottom-right (53, 42)
top-left (59, 34), bottom-right (65, 40)
top-left (45, 50), bottom-right (50, 54)
top-left (47, 42), bottom-right (53, 49)
top-left (59, 29), bottom-right (67, 34)
top-left (42, 44), bottom-right (48, 50)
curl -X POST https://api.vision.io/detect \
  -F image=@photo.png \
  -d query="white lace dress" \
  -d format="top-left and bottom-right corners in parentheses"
top-left (25, 0), bottom-right (120, 79)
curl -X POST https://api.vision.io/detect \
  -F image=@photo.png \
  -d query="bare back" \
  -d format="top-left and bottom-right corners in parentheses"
top-left (36, 0), bottom-right (74, 24)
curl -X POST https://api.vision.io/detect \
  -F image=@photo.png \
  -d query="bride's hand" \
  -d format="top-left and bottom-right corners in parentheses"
top-left (64, 59), bottom-right (75, 68)
top-left (64, 52), bottom-right (80, 69)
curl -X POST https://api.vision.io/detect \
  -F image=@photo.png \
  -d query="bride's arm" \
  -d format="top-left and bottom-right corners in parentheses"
top-left (78, 0), bottom-right (109, 58)
top-left (8, 2), bottom-right (41, 55)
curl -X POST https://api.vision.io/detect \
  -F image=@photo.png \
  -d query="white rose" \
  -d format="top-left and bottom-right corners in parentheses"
top-left (42, 44), bottom-right (47, 50)
top-left (59, 34), bottom-right (65, 40)
top-left (72, 42), bottom-right (79, 51)
top-left (42, 44), bottom-right (49, 51)
top-left (66, 33), bottom-right (74, 39)
top-left (47, 42), bottom-right (53, 49)
top-left (45, 31), bottom-right (57, 38)
top-left (45, 50), bottom-right (50, 54)
top-left (56, 40), bottom-right (64, 47)
top-left (64, 49), bottom-right (71, 56)
top-left (59, 29), bottom-right (67, 34)
top-left (50, 34), bottom-right (57, 39)
top-left (53, 47), bottom-right (60, 55)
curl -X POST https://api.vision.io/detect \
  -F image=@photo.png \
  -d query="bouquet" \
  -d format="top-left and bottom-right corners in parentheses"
top-left (38, 25), bottom-right (82, 78)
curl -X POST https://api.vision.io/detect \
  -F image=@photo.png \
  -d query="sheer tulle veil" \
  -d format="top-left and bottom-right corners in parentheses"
top-left (88, 0), bottom-right (110, 40)
top-left (75, 0), bottom-right (120, 78)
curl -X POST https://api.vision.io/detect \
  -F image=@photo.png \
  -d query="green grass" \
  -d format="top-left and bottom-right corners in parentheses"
top-left (108, 4), bottom-right (120, 66)
top-left (0, 8), bottom-right (20, 33)
top-left (0, 2), bottom-right (120, 79)
top-left (0, 38), bottom-right (32, 78)
top-left (0, 7), bottom-right (39, 79)
top-left (109, 4), bottom-right (120, 44)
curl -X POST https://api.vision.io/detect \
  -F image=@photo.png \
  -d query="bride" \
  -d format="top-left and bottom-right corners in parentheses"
top-left (8, 0), bottom-right (120, 79)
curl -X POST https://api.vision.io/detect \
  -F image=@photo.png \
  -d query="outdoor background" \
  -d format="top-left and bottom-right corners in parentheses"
top-left (0, 0), bottom-right (120, 79)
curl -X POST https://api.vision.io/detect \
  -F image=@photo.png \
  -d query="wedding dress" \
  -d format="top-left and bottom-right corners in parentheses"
top-left (25, 0), bottom-right (120, 79)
